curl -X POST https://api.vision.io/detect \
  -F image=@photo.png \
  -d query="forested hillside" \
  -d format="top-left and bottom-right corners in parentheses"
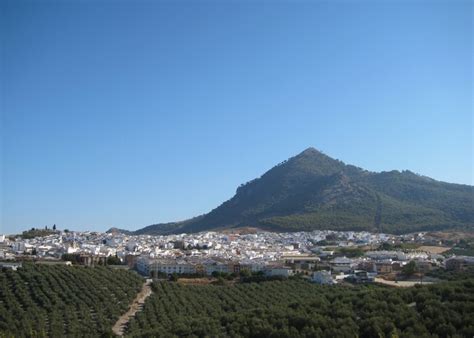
top-left (126, 279), bottom-right (474, 337)
top-left (0, 264), bottom-right (143, 336)
top-left (130, 148), bottom-right (474, 235)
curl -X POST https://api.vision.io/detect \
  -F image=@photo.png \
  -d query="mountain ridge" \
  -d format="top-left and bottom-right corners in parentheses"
top-left (110, 148), bottom-right (473, 235)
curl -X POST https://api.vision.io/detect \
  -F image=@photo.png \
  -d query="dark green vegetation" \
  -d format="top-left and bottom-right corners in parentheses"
top-left (445, 238), bottom-right (474, 257)
top-left (125, 279), bottom-right (474, 337)
top-left (125, 148), bottom-right (473, 235)
top-left (0, 263), bottom-right (143, 337)
top-left (427, 266), bottom-right (474, 281)
top-left (402, 261), bottom-right (417, 276)
top-left (1, 263), bottom-right (473, 337)
top-left (19, 228), bottom-right (58, 239)
top-left (60, 253), bottom-right (84, 264)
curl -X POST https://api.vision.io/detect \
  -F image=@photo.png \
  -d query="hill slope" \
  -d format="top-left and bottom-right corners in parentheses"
top-left (129, 148), bottom-right (474, 235)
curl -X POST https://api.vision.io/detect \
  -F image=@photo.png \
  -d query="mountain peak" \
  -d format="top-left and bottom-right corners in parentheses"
top-left (283, 147), bottom-right (346, 177)
top-left (295, 147), bottom-right (333, 161)
top-left (299, 147), bottom-right (322, 155)
top-left (130, 148), bottom-right (474, 235)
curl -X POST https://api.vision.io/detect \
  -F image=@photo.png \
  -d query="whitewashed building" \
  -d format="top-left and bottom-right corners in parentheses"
top-left (312, 270), bottom-right (335, 285)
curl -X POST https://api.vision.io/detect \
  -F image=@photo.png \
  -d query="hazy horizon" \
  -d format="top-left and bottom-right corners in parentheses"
top-left (2, 0), bottom-right (473, 234)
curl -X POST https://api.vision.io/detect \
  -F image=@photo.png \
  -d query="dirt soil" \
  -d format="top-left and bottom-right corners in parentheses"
top-left (417, 246), bottom-right (451, 254)
top-left (112, 279), bottom-right (153, 336)
top-left (374, 277), bottom-right (435, 288)
top-left (177, 278), bottom-right (215, 285)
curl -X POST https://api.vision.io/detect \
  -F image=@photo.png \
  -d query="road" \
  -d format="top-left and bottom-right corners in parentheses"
top-left (112, 279), bottom-right (153, 336)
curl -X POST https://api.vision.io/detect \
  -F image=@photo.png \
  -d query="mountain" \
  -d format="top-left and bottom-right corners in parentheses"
top-left (121, 148), bottom-right (474, 235)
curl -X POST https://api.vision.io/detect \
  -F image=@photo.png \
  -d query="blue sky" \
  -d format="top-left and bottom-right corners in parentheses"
top-left (1, 0), bottom-right (472, 234)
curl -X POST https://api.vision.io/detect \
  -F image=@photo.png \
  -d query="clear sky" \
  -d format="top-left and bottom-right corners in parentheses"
top-left (1, 0), bottom-right (472, 234)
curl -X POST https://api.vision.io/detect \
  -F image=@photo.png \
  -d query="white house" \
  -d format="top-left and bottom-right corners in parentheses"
top-left (312, 270), bottom-right (335, 285)
top-left (12, 242), bottom-right (26, 254)
top-left (205, 263), bottom-right (230, 275)
top-left (365, 251), bottom-right (407, 261)
top-left (137, 258), bottom-right (196, 276)
top-left (330, 256), bottom-right (354, 273)
top-left (153, 261), bottom-right (196, 275)
top-left (265, 266), bottom-right (294, 277)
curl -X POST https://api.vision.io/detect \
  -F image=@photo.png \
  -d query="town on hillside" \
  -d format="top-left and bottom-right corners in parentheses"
top-left (1, 228), bottom-right (473, 286)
